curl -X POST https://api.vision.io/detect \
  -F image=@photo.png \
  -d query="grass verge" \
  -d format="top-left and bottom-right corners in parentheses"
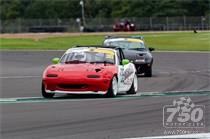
top-left (0, 31), bottom-right (210, 51)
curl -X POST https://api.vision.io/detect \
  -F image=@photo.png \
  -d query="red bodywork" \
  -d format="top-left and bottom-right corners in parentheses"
top-left (113, 21), bottom-right (135, 32)
top-left (42, 63), bottom-right (118, 93)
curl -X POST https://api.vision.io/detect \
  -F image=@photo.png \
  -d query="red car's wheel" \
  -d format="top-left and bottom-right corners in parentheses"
top-left (42, 82), bottom-right (55, 98)
top-left (127, 74), bottom-right (138, 94)
top-left (105, 76), bottom-right (118, 97)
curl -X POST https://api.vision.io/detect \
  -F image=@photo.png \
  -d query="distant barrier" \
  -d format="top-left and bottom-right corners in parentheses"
top-left (0, 16), bottom-right (209, 33)
top-left (28, 26), bottom-right (67, 33)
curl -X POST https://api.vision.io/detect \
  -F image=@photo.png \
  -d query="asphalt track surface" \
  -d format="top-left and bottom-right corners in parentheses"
top-left (0, 51), bottom-right (210, 139)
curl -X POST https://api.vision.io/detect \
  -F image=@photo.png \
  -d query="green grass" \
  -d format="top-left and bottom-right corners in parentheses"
top-left (0, 31), bottom-right (210, 51)
top-left (143, 32), bottom-right (210, 51)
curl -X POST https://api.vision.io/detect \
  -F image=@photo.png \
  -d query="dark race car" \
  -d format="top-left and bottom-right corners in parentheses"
top-left (103, 36), bottom-right (154, 77)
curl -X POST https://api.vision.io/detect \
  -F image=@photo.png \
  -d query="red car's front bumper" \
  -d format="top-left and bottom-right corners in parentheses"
top-left (43, 77), bottom-right (111, 94)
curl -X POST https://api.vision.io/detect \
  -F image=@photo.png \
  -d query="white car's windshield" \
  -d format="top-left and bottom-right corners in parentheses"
top-left (60, 51), bottom-right (115, 64)
top-left (104, 40), bottom-right (146, 50)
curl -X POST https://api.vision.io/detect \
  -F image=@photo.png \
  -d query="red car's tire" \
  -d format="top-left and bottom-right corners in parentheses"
top-left (42, 82), bottom-right (55, 98)
top-left (127, 74), bottom-right (138, 94)
top-left (105, 76), bottom-right (118, 97)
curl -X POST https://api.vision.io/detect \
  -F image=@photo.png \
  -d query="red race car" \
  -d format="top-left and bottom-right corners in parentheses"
top-left (42, 46), bottom-right (138, 98)
top-left (113, 20), bottom-right (135, 32)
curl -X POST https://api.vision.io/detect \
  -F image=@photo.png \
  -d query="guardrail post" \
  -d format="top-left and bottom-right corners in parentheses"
top-left (150, 17), bottom-right (153, 30)
top-left (0, 20), bottom-right (2, 33)
top-left (201, 16), bottom-right (205, 30)
top-left (183, 16), bottom-right (186, 30)
top-left (166, 16), bottom-right (169, 31)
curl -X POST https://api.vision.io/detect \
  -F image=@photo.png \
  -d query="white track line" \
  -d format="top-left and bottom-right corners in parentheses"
top-left (1, 69), bottom-right (209, 79)
top-left (131, 90), bottom-right (210, 97)
top-left (154, 51), bottom-right (210, 53)
top-left (1, 50), bottom-right (210, 53)
top-left (0, 50), bottom-right (66, 52)
top-left (0, 90), bottom-right (208, 100)
top-left (0, 90), bottom-right (209, 104)
top-left (0, 75), bottom-right (40, 79)
top-left (124, 133), bottom-right (210, 139)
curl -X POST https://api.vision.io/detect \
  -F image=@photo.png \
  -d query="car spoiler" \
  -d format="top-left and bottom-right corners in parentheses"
top-left (75, 45), bottom-right (121, 50)
top-left (105, 35), bottom-right (144, 40)
top-left (130, 35), bottom-right (144, 40)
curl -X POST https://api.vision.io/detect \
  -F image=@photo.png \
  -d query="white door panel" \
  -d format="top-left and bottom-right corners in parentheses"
top-left (118, 63), bottom-right (136, 92)
top-left (117, 65), bottom-right (125, 92)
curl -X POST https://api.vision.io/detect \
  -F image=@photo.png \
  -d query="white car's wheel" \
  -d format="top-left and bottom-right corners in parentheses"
top-left (106, 76), bottom-right (118, 97)
top-left (127, 74), bottom-right (138, 94)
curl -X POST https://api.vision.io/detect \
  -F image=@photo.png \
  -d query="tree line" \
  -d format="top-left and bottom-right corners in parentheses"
top-left (0, 0), bottom-right (209, 20)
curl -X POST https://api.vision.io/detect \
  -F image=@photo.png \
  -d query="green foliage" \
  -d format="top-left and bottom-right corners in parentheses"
top-left (0, 0), bottom-right (209, 20)
top-left (0, 0), bottom-right (23, 19)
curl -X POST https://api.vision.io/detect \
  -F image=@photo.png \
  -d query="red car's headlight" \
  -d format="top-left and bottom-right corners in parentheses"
top-left (46, 74), bottom-right (58, 77)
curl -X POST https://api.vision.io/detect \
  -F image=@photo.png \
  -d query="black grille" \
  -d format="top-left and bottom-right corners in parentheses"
top-left (58, 84), bottom-right (88, 89)
top-left (138, 53), bottom-right (145, 56)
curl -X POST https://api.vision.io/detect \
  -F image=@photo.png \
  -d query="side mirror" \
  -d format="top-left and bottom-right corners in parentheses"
top-left (52, 57), bottom-right (60, 64)
top-left (122, 59), bottom-right (130, 65)
top-left (149, 47), bottom-right (155, 51)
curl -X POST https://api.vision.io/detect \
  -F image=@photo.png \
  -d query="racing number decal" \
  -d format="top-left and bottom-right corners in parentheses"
top-left (120, 64), bottom-right (134, 84)
top-left (119, 67), bottom-right (124, 83)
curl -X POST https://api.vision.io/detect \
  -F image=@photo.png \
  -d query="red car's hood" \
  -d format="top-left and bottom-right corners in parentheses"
top-left (54, 63), bottom-right (109, 71)
top-left (45, 63), bottom-right (116, 78)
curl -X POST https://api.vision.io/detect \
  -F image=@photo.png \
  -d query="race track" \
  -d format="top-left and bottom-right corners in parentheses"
top-left (0, 51), bottom-right (210, 139)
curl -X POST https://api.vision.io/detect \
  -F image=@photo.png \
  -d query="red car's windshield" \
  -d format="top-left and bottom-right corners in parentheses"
top-left (60, 51), bottom-right (115, 64)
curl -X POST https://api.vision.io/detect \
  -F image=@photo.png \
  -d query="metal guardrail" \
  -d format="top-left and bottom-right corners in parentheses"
top-left (0, 16), bottom-right (209, 33)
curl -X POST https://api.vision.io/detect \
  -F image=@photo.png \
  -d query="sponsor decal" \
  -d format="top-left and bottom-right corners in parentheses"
top-left (121, 64), bottom-right (134, 84)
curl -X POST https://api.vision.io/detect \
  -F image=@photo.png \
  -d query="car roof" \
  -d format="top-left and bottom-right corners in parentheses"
top-left (65, 46), bottom-right (117, 54)
top-left (105, 38), bottom-right (144, 43)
